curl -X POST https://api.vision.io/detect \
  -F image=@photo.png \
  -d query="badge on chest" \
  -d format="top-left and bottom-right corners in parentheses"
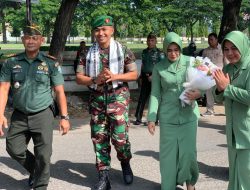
top-left (37, 62), bottom-right (49, 74)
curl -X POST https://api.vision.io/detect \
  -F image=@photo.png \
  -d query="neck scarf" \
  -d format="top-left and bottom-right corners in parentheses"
top-left (86, 39), bottom-right (124, 89)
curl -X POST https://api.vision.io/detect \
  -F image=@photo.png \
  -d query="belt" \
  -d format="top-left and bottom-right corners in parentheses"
top-left (15, 107), bottom-right (48, 116)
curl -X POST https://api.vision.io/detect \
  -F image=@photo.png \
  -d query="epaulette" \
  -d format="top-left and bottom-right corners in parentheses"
top-left (45, 54), bottom-right (57, 60)
top-left (6, 53), bottom-right (17, 58)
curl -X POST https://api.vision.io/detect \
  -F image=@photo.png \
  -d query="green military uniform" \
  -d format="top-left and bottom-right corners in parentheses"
top-left (213, 31), bottom-right (250, 190)
top-left (135, 46), bottom-right (163, 123)
top-left (0, 51), bottom-right (64, 190)
top-left (147, 32), bottom-right (199, 190)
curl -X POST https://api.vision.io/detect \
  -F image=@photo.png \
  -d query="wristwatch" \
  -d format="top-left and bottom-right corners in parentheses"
top-left (60, 115), bottom-right (70, 120)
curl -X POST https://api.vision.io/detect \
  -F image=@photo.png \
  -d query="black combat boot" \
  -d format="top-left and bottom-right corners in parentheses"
top-left (121, 161), bottom-right (133, 185)
top-left (94, 170), bottom-right (111, 190)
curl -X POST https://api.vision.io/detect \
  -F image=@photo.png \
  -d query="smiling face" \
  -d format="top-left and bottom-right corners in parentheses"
top-left (223, 40), bottom-right (241, 64)
top-left (166, 43), bottom-right (180, 62)
top-left (94, 26), bottom-right (114, 48)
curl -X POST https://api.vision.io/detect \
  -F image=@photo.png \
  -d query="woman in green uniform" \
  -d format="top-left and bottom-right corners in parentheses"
top-left (213, 31), bottom-right (250, 190)
top-left (147, 32), bottom-right (201, 190)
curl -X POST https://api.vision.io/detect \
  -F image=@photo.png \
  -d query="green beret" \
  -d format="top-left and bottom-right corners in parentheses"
top-left (92, 15), bottom-right (113, 29)
top-left (23, 23), bottom-right (42, 36)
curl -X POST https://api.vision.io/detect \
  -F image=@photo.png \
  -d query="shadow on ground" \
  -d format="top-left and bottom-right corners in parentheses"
top-left (198, 161), bottom-right (228, 181)
top-left (134, 150), bottom-right (229, 183)
top-left (0, 156), bottom-right (160, 190)
top-left (198, 119), bottom-right (226, 135)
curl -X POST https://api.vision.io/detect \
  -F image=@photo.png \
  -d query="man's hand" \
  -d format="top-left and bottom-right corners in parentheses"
top-left (59, 119), bottom-right (70, 135)
top-left (103, 68), bottom-right (115, 83)
top-left (0, 115), bottom-right (8, 136)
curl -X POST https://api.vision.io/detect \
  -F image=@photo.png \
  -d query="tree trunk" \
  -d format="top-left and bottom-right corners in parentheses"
top-left (49, 0), bottom-right (79, 64)
top-left (0, 10), bottom-right (7, 44)
top-left (218, 0), bottom-right (242, 43)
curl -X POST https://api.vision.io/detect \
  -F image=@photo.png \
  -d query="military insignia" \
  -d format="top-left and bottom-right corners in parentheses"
top-left (105, 18), bottom-right (110, 23)
top-left (14, 82), bottom-right (20, 89)
top-left (44, 67), bottom-right (48, 72)
top-left (46, 54), bottom-right (57, 60)
top-left (38, 66), bottom-right (43, 70)
top-left (13, 65), bottom-right (22, 69)
top-left (41, 62), bottom-right (46, 66)
top-left (7, 53), bottom-right (17, 58)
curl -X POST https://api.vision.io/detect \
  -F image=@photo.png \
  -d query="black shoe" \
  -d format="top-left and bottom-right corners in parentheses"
top-left (121, 161), bottom-right (133, 185)
top-left (94, 170), bottom-right (111, 190)
top-left (133, 120), bottom-right (141, 125)
top-left (28, 174), bottom-right (34, 187)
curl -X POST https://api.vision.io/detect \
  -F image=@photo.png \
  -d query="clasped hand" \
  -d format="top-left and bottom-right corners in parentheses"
top-left (95, 68), bottom-right (115, 85)
top-left (212, 69), bottom-right (230, 92)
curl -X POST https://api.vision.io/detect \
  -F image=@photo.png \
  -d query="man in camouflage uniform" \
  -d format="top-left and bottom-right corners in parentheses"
top-left (76, 15), bottom-right (137, 190)
top-left (0, 24), bottom-right (70, 190)
top-left (134, 32), bottom-right (163, 125)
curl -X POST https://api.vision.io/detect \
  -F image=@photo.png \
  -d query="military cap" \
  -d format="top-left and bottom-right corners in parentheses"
top-left (92, 15), bottom-right (113, 29)
top-left (23, 23), bottom-right (42, 36)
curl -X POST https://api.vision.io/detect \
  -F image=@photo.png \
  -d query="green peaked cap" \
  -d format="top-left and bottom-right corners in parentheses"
top-left (23, 23), bottom-right (42, 35)
top-left (92, 15), bottom-right (113, 29)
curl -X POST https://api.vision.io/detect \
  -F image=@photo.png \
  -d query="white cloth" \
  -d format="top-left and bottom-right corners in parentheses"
top-left (86, 39), bottom-right (124, 89)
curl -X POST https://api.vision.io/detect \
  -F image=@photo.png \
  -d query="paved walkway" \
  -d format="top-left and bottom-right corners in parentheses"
top-left (0, 105), bottom-right (228, 190)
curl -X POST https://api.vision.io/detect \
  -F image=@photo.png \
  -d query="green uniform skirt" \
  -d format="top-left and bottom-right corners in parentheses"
top-left (160, 121), bottom-right (199, 190)
top-left (228, 147), bottom-right (250, 190)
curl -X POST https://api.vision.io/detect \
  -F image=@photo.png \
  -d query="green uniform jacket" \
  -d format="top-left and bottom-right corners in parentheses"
top-left (147, 32), bottom-right (200, 124)
top-left (147, 55), bottom-right (200, 125)
top-left (0, 52), bottom-right (64, 114)
top-left (141, 47), bottom-right (162, 73)
top-left (214, 32), bottom-right (250, 149)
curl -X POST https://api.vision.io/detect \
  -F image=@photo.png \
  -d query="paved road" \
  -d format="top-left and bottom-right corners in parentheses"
top-left (0, 105), bottom-right (228, 190)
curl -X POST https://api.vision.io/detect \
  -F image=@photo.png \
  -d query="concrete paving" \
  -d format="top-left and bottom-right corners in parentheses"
top-left (0, 105), bottom-right (228, 190)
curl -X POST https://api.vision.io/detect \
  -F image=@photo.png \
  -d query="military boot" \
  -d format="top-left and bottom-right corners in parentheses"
top-left (121, 161), bottom-right (133, 185)
top-left (94, 170), bottom-right (111, 190)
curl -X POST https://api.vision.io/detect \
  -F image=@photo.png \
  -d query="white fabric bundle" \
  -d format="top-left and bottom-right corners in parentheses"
top-left (179, 56), bottom-right (219, 107)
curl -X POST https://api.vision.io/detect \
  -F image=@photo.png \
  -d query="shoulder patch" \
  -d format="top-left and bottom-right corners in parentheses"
top-left (6, 53), bottom-right (17, 58)
top-left (45, 54), bottom-right (57, 60)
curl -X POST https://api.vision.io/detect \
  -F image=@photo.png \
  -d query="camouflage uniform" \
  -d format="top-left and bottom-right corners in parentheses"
top-left (77, 46), bottom-right (136, 170)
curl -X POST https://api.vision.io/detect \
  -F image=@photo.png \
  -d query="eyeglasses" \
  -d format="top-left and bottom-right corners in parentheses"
top-left (22, 35), bottom-right (42, 41)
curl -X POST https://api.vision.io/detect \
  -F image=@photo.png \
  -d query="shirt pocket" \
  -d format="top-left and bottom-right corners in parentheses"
top-left (12, 72), bottom-right (25, 82)
top-left (35, 73), bottom-right (49, 84)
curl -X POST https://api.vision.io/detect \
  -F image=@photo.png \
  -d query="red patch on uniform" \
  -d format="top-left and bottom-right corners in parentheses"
top-left (105, 18), bottom-right (110, 23)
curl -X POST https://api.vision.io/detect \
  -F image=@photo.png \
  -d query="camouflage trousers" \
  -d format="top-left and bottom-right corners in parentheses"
top-left (89, 86), bottom-right (132, 171)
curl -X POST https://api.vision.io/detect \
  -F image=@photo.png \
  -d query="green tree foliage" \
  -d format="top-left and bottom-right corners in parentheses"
top-left (0, 0), bottom-right (21, 43)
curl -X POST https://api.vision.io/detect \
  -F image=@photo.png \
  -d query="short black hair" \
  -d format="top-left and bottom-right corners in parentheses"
top-left (208, 32), bottom-right (218, 39)
top-left (147, 32), bottom-right (157, 39)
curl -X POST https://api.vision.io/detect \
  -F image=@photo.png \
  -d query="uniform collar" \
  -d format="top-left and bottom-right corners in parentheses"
top-left (147, 47), bottom-right (157, 52)
top-left (17, 51), bottom-right (45, 62)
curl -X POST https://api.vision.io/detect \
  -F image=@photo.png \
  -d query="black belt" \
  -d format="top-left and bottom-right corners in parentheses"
top-left (15, 107), bottom-right (48, 116)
